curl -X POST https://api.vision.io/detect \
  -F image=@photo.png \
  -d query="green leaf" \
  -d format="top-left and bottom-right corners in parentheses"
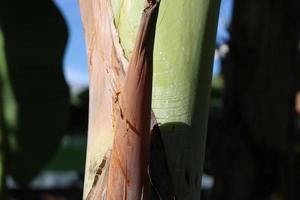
top-left (0, 2), bottom-right (70, 185)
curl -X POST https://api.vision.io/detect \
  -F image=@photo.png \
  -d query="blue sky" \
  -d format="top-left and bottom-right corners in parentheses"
top-left (213, 0), bottom-right (233, 75)
top-left (54, 0), bottom-right (89, 92)
top-left (216, 0), bottom-right (233, 46)
top-left (54, 0), bottom-right (233, 92)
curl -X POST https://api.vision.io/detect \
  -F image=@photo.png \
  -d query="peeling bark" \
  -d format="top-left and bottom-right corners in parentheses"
top-left (86, 150), bottom-right (112, 199)
top-left (81, 0), bottom-right (221, 198)
top-left (79, 0), bottom-right (129, 196)
top-left (80, 0), bottom-right (173, 199)
top-left (106, 1), bottom-right (159, 199)
top-left (86, 112), bottom-right (175, 200)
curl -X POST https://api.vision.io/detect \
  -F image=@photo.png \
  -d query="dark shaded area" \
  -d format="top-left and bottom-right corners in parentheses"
top-left (68, 89), bottom-right (89, 133)
top-left (0, 0), bottom-right (70, 192)
top-left (149, 123), bottom-right (175, 199)
top-left (9, 188), bottom-right (82, 200)
top-left (159, 122), bottom-right (192, 199)
top-left (205, 0), bottom-right (300, 200)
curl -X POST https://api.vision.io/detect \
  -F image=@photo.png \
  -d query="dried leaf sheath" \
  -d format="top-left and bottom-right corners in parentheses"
top-left (79, 0), bottom-right (128, 197)
top-left (79, 0), bottom-right (160, 199)
top-left (107, 1), bottom-right (160, 199)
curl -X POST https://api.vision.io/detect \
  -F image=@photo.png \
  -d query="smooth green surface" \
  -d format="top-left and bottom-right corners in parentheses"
top-left (111, 0), bottom-right (144, 59)
top-left (112, 0), bottom-right (220, 199)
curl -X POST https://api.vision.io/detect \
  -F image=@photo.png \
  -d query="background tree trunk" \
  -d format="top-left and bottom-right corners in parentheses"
top-left (216, 0), bottom-right (300, 199)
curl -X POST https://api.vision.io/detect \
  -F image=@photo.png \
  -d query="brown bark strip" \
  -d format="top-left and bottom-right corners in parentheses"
top-left (86, 113), bottom-right (175, 200)
top-left (106, 1), bottom-right (160, 199)
top-left (80, 0), bottom-right (175, 199)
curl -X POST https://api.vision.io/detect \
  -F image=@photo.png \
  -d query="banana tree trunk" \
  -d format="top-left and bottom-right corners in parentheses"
top-left (80, 0), bottom-right (220, 199)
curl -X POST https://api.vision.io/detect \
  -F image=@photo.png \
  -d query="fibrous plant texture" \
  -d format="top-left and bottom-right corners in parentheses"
top-left (80, 0), bottom-right (220, 199)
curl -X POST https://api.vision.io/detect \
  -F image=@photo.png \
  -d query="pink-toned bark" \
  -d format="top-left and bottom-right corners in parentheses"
top-left (106, 2), bottom-right (159, 198)
top-left (79, 0), bottom-right (160, 199)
